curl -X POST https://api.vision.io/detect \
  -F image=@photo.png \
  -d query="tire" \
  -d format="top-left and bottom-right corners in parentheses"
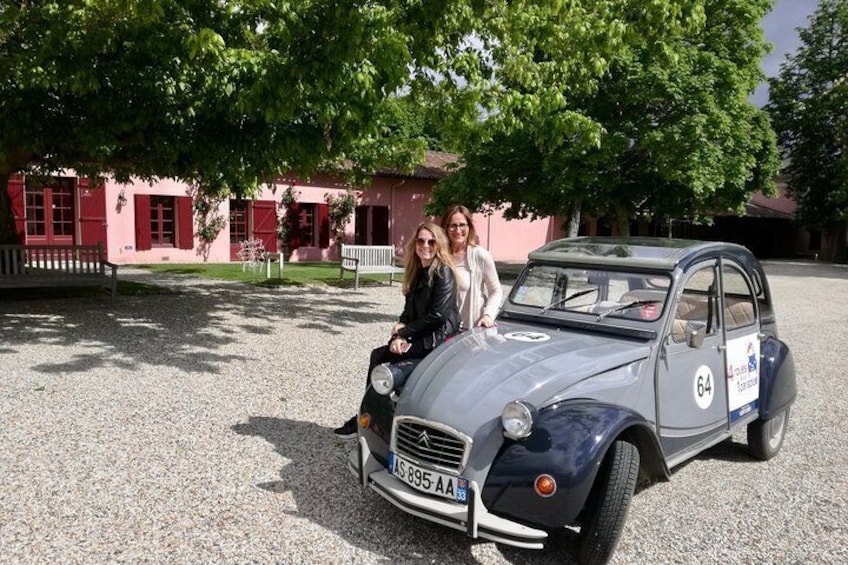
top-left (747, 407), bottom-right (790, 461)
top-left (578, 440), bottom-right (640, 565)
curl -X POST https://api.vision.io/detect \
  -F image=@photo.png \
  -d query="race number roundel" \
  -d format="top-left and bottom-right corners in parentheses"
top-left (694, 365), bottom-right (715, 409)
top-left (504, 331), bottom-right (550, 342)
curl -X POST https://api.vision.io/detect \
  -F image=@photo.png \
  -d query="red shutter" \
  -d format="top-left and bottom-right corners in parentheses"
top-left (176, 196), bottom-right (194, 250)
top-left (7, 175), bottom-right (26, 243)
top-left (78, 177), bottom-right (108, 252)
top-left (317, 203), bottom-right (330, 248)
top-left (134, 194), bottom-right (152, 251)
top-left (252, 200), bottom-right (278, 253)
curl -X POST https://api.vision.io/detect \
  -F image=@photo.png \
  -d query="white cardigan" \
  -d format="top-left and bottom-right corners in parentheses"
top-left (461, 245), bottom-right (504, 329)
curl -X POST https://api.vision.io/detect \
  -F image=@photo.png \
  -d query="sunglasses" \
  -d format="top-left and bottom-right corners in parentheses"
top-left (448, 223), bottom-right (468, 231)
top-left (415, 238), bottom-right (437, 247)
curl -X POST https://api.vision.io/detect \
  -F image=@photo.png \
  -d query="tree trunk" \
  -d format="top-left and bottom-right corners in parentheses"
top-left (615, 207), bottom-right (631, 237)
top-left (565, 201), bottom-right (581, 238)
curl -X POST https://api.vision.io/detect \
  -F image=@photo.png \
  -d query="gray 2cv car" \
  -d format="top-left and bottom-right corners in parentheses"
top-left (348, 237), bottom-right (797, 565)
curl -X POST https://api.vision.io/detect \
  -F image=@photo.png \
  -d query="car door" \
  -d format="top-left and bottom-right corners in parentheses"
top-left (719, 259), bottom-right (761, 427)
top-left (656, 260), bottom-right (728, 464)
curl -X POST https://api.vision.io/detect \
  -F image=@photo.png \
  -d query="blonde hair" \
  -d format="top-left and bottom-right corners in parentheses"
top-left (402, 222), bottom-right (456, 293)
top-left (440, 204), bottom-right (479, 248)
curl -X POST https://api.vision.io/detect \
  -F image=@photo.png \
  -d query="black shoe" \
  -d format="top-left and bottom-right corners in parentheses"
top-left (333, 416), bottom-right (358, 439)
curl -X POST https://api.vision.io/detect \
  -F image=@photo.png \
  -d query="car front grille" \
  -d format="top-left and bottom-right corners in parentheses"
top-left (393, 417), bottom-right (471, 474)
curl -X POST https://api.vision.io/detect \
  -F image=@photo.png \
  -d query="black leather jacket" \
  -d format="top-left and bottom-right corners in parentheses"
top-left (396, 264), bottom-right (460, 350)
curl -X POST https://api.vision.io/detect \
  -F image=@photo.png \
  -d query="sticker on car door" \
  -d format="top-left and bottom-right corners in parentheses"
top-left (726, 334), bottom-right (760, 422)
top-left (693, 365), bottom-right (715, 409)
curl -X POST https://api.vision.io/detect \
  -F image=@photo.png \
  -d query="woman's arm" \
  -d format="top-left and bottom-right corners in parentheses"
top-left (479, 249), bottom-right (504, 323)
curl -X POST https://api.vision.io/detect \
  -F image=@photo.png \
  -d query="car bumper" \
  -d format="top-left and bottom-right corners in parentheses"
top-left (348, 436), bottom-right (548, 549)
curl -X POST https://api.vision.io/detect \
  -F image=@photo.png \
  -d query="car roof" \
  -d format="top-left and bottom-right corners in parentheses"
top-left (528, 236), bottom-right (753, 271)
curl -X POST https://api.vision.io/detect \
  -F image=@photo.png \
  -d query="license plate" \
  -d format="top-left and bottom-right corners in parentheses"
top-left (388, 451), bottom-right (468, 504)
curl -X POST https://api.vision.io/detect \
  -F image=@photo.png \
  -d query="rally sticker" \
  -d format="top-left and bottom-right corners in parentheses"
top-left (504, 331), bottom-right (550, 342)
top-left (693, 365), bottom-right (715, 409)
top-left (726, 334), bottom-right (760, 422)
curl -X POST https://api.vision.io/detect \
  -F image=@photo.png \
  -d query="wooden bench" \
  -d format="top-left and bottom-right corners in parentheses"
top-left (339, 244), bottom-right (403, 290)
top-left (0, 244), bottom-right (118, 297)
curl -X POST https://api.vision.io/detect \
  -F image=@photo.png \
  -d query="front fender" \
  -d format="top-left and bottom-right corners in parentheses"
top-left (481, 400), bottom-right (661, 528)
top-left (759, 337), bottom-right (797, 419)
top-left (359, 387), bottom-right (394, 465)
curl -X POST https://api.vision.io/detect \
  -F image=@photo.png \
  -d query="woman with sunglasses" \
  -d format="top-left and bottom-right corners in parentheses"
top-left (440, 205), bottom-right (503, 330)
top-left (334, 221), bottom-right (460, 439)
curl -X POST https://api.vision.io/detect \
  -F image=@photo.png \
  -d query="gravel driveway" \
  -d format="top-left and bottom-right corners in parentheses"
top-left (1, 261), bottom-right (847, 564)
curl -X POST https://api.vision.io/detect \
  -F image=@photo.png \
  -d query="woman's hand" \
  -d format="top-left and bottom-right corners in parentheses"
top-left (476, 314), bottom-right (497, 328)
top-left (391, 322), bottom-right (406, 336)
top-left (390, 336), bottom-right (408, 354)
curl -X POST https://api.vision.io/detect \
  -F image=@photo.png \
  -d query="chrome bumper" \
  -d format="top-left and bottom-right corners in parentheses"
top-left (348, 436), bottom-right (548, 549)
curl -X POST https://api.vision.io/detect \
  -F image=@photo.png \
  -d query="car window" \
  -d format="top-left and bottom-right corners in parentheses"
top-left (752, 269), bottom-right (773, 320)
top-left (722, 264), bottom-right (757, 331)
top-left (509, 264), bottom-right (670, 321)
top-left (671, 266), bottom-right (718, 343)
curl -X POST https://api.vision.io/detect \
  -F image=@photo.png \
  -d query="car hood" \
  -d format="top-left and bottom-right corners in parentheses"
top-left (395, 320), bottom-right (651, 436)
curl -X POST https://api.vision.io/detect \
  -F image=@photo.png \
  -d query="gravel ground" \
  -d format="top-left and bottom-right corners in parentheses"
top-left (1, 261), bottom-right (847, 564)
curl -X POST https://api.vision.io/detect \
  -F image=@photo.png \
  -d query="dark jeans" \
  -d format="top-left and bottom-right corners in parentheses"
top-left (364, 341), bottom-right (428, 390)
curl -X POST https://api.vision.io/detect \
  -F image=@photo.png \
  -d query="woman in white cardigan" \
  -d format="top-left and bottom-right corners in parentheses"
top-left (440, 205), bottom-right (504, 330)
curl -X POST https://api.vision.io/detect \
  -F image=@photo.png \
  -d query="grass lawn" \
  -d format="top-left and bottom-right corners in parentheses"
top-left (139, 261), bottom-right (399, 288)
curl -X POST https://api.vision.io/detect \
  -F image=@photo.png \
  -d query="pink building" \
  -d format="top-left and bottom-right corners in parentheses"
top-left (4, 152), bottom-right (564, 265)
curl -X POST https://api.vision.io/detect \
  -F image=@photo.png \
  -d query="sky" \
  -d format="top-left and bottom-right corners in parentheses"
top-left (751, 0), bottom-right (821, 106)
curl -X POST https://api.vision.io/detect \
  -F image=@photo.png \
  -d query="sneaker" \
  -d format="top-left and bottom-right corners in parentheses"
top-left (333, 416), bottom-right (358, 439)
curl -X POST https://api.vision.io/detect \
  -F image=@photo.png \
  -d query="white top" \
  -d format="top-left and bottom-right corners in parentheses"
top-left (453, 245), bottom-right (503, 330)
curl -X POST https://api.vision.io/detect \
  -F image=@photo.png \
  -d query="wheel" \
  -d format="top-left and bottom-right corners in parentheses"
top-left (578, 440), bottom-right (640, 565)
top-left (747, 407), bottom-right (789, 461)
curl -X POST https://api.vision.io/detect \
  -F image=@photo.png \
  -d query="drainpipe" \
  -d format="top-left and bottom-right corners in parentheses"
top-left (487, 213), bottom-right (491, 250)
top-left (391, 179), bottom-right (406, 248)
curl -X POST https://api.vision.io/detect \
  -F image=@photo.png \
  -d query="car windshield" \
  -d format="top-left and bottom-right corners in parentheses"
top-left (509, 264), bottom-right (671, 322)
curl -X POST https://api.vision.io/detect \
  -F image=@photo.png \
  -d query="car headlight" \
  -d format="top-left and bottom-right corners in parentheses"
top-left (370, 364), bottom-right (396, 395)
top-left (369, 360), bottom-right (418, 396)
top-left (501, 400), bottom-right (538, 439)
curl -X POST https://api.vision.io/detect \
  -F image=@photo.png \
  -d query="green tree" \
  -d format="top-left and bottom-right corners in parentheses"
top-left (381, 95), bottom-right (457, 153)
top-left (0, 0), bottom-right (469, 243)
top-left (768, 0), bottom-right (848, 262)
top-left (425, 0), bottom-right (779, 237)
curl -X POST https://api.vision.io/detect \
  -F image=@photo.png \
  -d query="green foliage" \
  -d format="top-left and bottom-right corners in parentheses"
top-left (425, 0), bottom-right (779, 234)
top-left (768, 0), bottom-right (848, 244)
top-left (324, 190), bottom-right (356, 246)
top-left (381, 96), bottom-right (458, 153)
top-left (277, 185), bottom-right (300, 245)
top-left (188, 184), bottom-right (227, 261)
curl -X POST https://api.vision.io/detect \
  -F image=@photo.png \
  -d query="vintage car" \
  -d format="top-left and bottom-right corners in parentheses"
top-left (347, 237), bottom-right (796, 564)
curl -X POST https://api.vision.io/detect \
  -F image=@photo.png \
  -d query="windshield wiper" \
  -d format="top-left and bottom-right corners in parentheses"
top-left (540, 287), bottom-right (599, 315)
top-left (596, 299), bottom-right (662, 320)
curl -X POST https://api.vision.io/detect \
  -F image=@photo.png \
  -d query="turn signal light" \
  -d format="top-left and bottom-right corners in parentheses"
top-left (358, 413), bottom-right (371, 430)
top-left (534, 474), bottom-right (557, 497)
